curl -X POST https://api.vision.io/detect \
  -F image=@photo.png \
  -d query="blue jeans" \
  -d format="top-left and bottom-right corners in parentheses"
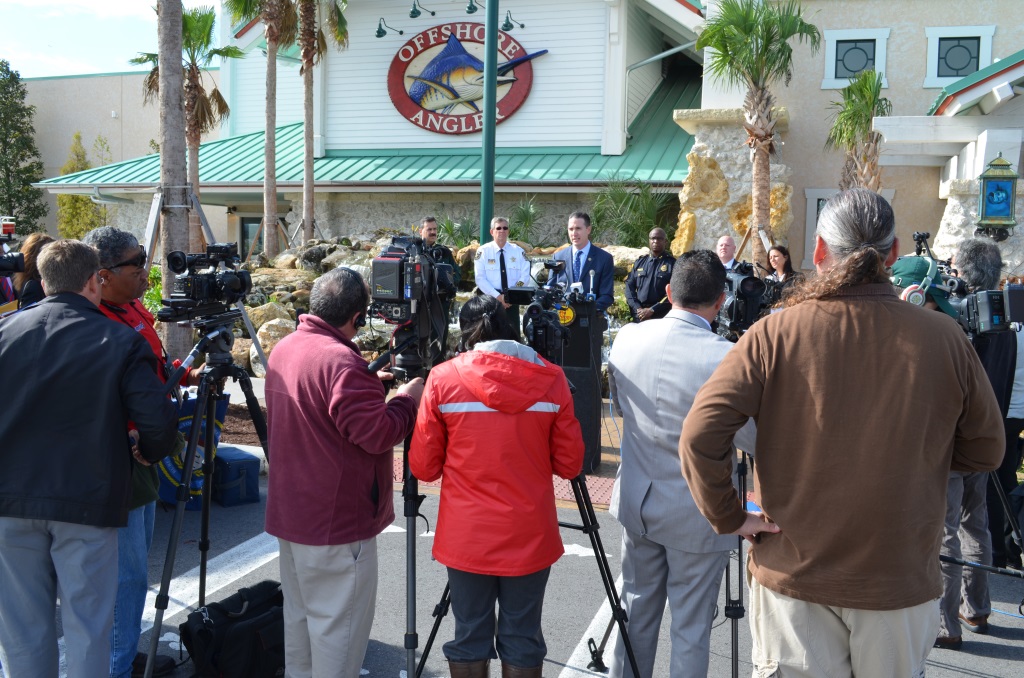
top-left (110, 502), bottom-right (156, 678)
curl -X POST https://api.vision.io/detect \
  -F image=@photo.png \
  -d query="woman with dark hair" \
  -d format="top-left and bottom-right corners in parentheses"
top-left (14, 232), bottom-right (55, 307)
top-left (410, 295), bottom-right (584, 678)
top-left (765, 245), bottom-right (804, 306)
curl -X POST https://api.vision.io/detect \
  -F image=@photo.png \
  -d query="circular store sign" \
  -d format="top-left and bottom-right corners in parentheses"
top-left (387, 22), bottom-right (547, 135)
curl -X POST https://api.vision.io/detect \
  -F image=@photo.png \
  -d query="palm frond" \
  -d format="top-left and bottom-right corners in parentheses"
top-left (279, 1), bottom-right (299, 47)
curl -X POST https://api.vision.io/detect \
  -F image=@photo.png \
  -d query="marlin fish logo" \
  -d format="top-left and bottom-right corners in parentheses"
top-left (407, 34), bottom-right (548, 114)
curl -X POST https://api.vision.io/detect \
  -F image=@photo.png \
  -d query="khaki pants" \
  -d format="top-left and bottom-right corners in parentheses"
top-left (278, 537), bottom-right (378, 678)
top-left (748, 574), bottom-right (938, 678)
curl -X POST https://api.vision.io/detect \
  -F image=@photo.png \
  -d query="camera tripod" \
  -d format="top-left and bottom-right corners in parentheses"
top-left (413, 471), bottom-right (640, 678)
top-left (581, 448), bottom-right (751, 677)
top-left (143, 315), bottom-right (269, 678)
top-left (939, 472), bottom-right (1024, 587)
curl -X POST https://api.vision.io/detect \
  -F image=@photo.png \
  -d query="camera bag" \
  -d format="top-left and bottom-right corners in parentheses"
top-left (179, 579), bottom-right (285, 677)
top-left (213, 445), bottom-right (261, 507)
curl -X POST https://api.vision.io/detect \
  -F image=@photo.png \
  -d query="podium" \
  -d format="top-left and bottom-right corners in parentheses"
top-left (560, 299), bottom-right (604, 473)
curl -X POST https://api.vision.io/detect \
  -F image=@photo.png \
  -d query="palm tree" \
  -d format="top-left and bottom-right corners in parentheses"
top-left (297, 0), bottom-right (348, 243)
top-left (825, 69), bottom-right (892, 193)
top-left (157, 0), bottom-right (192, 361)
top-left (697, 0), bottom-right (820, 270)
top-left (225, 0), bottom-right (297, 257)
top-left (132, 6), bottom-right (244, 252)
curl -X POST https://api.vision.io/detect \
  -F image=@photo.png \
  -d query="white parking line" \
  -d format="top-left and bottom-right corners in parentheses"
top-left (141, 530), bottom-right (280, 633)
top-left (556, 574), bottom-right (623, 678)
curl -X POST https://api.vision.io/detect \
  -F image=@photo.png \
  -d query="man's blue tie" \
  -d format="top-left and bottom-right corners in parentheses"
top-left (573, 249), bottom-right (583, 283)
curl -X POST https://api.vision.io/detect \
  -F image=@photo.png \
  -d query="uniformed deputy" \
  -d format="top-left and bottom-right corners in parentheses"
top-left (474, 216), bottom-right (532, 338)
top-left (624, 228), bottom-right (675, 322)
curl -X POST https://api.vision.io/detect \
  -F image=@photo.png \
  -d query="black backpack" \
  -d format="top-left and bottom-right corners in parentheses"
top-left (179, 579), bottom-right (285, 677)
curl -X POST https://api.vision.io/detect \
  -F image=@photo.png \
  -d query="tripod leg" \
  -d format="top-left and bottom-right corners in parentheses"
top-left (569, 475), bottom-right (641, 678)
top-left (198, 385), bottom-right (221, 607)
top-left (403, 436), bottom-right (424, 678)
top-left (989, 471), bottom-right (1024, 557)
top-left (233, 369), bottom-right (269, 460)
top-left (144, 383), bottom-right (212, 678)
top-left (416, 584), bottom-right (452, 678)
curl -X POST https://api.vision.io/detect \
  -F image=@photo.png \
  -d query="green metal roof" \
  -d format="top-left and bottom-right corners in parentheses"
top-left (927, 45), bottom-right (1024, 115)
top-left (40, 71), bottom-right (699, 190)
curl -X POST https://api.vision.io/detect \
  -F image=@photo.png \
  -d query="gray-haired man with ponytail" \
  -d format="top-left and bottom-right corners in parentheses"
top-left (679, 189), bottom-right (1004, 678)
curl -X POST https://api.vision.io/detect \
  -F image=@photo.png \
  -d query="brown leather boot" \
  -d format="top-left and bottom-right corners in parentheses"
top-left (501, 662), bottom-right (543, 678)
top-left (448, 659), bottom-right (490, 677)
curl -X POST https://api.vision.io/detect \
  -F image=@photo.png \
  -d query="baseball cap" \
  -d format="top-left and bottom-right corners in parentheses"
top-left (890, 256), bottom-right (957, 318)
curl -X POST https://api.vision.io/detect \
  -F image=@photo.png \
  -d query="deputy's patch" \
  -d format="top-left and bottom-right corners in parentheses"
top-left (475, 250), bottom-right (482, 260)
top-left (516, 281), bottom-right (524, 287)
top-left (660, 264), bottom-right (668, 272)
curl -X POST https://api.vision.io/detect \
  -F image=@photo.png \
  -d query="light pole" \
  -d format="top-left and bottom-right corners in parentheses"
top-left (477, 0), bottom-right (499, 244)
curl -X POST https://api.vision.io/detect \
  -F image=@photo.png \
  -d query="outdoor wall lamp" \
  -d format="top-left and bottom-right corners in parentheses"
top-left (501, 11), bottom-right (524, 31)
top-left (409, 1), bottom-right (435, 18)
top-left (976, 152), bottom-right (1018, 242)
top-left (375, 18), bottom-right (403, 38)
top-left (466, 0), bottom-right (483, 14)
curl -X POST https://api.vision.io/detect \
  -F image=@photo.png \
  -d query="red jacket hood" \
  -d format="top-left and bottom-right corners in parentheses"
top-left (452, 347), bottom-right (562, 414)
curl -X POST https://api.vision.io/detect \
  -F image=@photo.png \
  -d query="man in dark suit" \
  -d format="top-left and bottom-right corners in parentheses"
top-left (548, 211), bottom-right (615, 313)
top-left (624, 228), bottom-right (674, 322)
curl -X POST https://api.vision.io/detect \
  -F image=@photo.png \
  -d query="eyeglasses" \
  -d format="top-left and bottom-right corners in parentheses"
top-left (492, 226), bottom-right (509, 231)
top-left (108, 246), bottom-right (147, 270)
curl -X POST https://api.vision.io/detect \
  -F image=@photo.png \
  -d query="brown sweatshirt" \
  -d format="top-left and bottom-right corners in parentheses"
top-left (680, 284), bottom-right (1004, 610)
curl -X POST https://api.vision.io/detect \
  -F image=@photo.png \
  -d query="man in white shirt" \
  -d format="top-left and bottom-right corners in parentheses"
top-left (716, 235), bottom-right (737, 270)
top-left (474, 217), bottom-right (532, 337)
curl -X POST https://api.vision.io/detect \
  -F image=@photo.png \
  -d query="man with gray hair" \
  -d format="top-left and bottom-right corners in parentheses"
top-left (679, 189), bottom-right (1004, 677)
top-left (0, 239), bottom-right (178, 677)
top-left (264, 267), bottom-right (424, 676)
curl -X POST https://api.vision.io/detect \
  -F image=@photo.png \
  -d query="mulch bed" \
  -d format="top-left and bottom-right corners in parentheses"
top-left (219, 403), bottom-right (267, 447)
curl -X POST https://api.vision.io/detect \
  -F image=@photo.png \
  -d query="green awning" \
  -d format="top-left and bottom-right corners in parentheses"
top-left (40, 70), bottom-right (700, 191)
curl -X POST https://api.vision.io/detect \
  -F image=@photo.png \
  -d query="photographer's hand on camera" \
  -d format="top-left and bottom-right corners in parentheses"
top-left (397, 376), bottom-right (425, 404)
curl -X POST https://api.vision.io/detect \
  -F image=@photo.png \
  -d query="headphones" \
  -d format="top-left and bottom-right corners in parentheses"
top-left (896, 257), bottom-right (937, 306)
top-left (355, 312), bottom-right (367, 328)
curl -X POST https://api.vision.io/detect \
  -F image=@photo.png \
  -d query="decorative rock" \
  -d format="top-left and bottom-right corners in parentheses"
top-left (231, 338), bottom-right (252, 372)
top-left (254, 317), bottom-right (295, 366)
top-left (246, 302), bottom-right (292, 336)
top-left (290, 289), bottom-right (310, 307)
top-left (603, 245), bottom-right (648, 276)
top-left (245, 290), bottom-right (269, 307)
top-left (674, 212), bottom-right (696, 256)
top-left (275, 254), bottom-right (298, 269)
top-left (249, 343), bottom-right (267, 378)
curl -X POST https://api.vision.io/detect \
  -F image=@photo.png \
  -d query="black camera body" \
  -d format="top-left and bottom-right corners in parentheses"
top-left (519, 287), bottom-right (569, 363)
top-left (370, 236), bottom-right (453, 378)
top-left (907, 232), bottom-right (1021, 336)
top-left (0, 252), bottom-right (24, 274)
top-left (158, 243), bottom-right (252, 323)
top-left (717, 262), bottom-right (768, 341)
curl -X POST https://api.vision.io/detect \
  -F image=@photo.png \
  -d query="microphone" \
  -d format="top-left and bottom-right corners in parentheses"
top-left (586, 269), bottom-right (596, 302)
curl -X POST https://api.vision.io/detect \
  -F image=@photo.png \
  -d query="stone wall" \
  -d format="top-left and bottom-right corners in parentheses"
top-left (935, 179), bottom-right (1024, 278)
top-left (672, 109), bottom-right (794, 258)
top-left (282, 192), bottom-right (597, 247)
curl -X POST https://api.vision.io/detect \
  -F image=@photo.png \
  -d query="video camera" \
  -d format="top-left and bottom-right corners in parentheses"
top-left (369, 236), bottom-right (456, 379)
top-left (157, 243), bottom-right (253, 323)
top-left (906, 232), bottom-right (1024, 336)
top-left (717, 261), bottom-right (769, 341)
top-left (504, 283), bottom-right (570, 364)
top-left (0, 252), bottom-right (23, 274)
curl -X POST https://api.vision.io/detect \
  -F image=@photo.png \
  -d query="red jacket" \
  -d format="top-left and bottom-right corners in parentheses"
top-left (410, 343), bottom-right (583, 576)
top-left (265, 315), bottom-right (418, 546)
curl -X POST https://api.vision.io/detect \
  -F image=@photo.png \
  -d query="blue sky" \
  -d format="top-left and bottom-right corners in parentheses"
top-left (0, 0), bottom-right (224, 79)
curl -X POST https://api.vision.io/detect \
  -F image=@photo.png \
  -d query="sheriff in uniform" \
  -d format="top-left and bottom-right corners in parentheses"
top-left (625, 228), bottom-right (675, 322)
top-left (474, 217), bottom-right (532, 338)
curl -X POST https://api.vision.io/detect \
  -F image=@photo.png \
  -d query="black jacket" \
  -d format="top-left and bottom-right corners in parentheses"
top-left (0, 292), bottom-right (178, 527)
